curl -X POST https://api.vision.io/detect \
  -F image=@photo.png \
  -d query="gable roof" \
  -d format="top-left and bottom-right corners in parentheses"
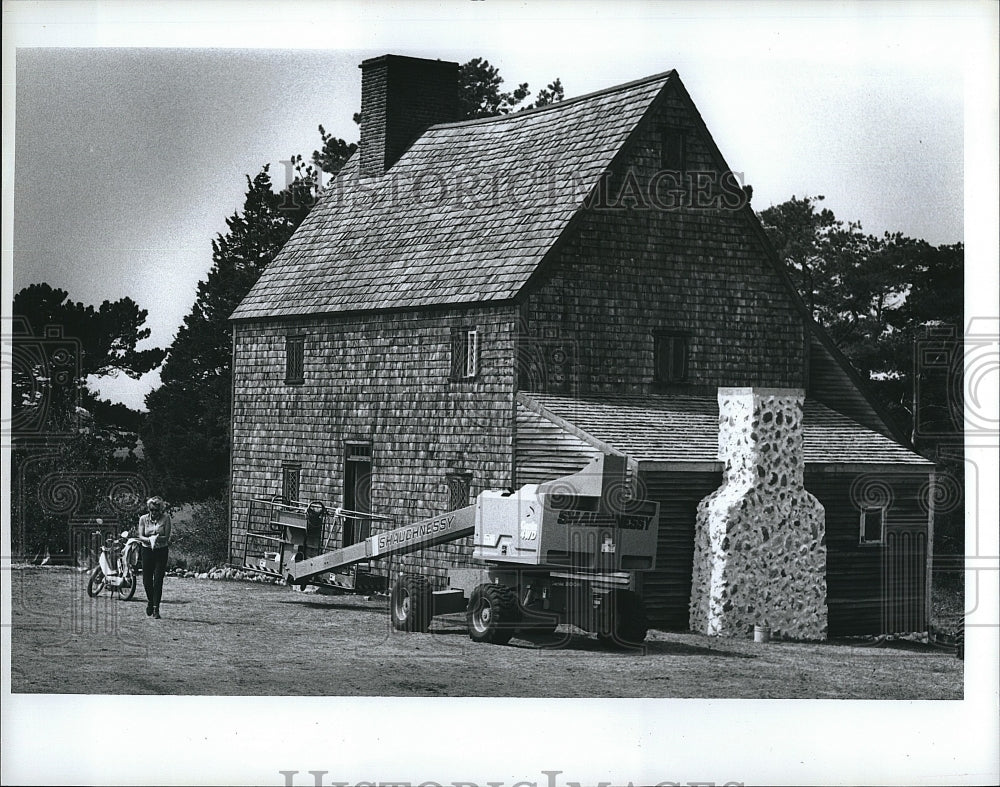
top-left (660, 77), bottom-right (919, 452)
top-left (231, 72), bottom-right (674, 320)
top-left (519, 392), bottom-right (933, 467)
top-left (231, 62), bottom-right (917, 456)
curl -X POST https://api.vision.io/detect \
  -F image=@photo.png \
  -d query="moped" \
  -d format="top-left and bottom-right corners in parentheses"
top-left (87, 528), bottom-right (141, 601)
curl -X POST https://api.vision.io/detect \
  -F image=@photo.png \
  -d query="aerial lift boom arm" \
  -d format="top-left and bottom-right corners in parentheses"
top-left (290, 504), bottom-right (477, 583)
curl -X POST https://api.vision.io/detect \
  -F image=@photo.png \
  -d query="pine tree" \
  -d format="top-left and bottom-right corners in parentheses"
top-left (759, 196), bottom-right (964, 562)
top-left (457, 58), bottom-right (563, 119)
top-left (10, 284), bottom-right (163, 559)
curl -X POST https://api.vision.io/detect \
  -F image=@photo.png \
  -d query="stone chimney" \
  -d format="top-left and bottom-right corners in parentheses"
top-left (689, 388), bottom-right (828, 640)
top-left (358, 55), bottom-right (460, 178)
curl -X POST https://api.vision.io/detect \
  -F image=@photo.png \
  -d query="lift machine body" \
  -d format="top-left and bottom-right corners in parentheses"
top-left (238, 454), bottom-right (660, 645)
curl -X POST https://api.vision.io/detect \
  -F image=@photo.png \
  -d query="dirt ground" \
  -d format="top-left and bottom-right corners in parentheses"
top-left (9, 566), bottom-right (962, 698)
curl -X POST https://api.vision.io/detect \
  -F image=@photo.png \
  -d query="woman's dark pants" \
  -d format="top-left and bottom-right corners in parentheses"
top-left (141, 546), bottom-right (169, 607)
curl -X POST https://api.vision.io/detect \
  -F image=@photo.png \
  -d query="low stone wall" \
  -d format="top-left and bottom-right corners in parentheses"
top-left (689, 388), bottom-right (828, 640)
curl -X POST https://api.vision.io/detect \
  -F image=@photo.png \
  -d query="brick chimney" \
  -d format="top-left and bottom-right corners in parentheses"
top-left (358, 55), bottom-right (460, 178)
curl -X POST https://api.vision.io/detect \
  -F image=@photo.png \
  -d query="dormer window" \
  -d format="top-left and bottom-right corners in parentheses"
top-left (451, 327), bottom-right (479, 381)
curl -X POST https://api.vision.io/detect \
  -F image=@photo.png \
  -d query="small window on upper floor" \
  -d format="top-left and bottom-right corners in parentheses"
top-left (285, 335), bottom-right (305, 385)
top-left (450, 327), bottom-right (479, 381)
top-left (281, 463), bottom-right (301, 504)
top-left (661, 127), bottom-right (686, 172)
top-left (859, 506), bottom-right (886, 545)
top-left (446, 472), bottom-right (473, 511)
top-left (654, 332), bottom-right (689, 385)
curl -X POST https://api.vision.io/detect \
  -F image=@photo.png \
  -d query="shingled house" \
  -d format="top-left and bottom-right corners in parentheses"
top-left (229, 54), bottom-right (935, 637)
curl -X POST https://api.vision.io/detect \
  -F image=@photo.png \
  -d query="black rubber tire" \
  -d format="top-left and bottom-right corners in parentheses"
top-left (956, 627), bottom-right (964, 661)
top-left (118, 569), bottom-right (137, 601)
top-left (390, 575), bottom-right (433, 633)
top-left (87, 566), bottom-right (105, 597)
top-left (596, 589), bottom-right (648, 647)
top-left (467, 583), bottom-right (520, 645)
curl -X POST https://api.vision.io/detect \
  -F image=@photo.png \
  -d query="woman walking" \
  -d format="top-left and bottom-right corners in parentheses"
top-left (138, 496), bottom-right (172, 619)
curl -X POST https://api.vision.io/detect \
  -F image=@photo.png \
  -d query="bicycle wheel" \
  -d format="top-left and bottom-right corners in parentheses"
top-left (118, 567), bottom-right (138, 601)
top-left (87, 566), bottom-right (106, 597)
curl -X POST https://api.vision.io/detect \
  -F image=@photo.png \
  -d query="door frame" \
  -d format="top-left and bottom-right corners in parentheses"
top-left (343, 440), bottom-right (373, 546)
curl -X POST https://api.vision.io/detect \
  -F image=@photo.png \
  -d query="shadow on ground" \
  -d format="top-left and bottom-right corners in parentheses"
top-left (276, 598), bottom-right (388, 613)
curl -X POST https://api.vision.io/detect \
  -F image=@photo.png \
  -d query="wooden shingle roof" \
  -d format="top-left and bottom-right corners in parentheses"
top-left (231, 72), bottom-right (673, 319)
top-left (519, 392), bottom-right (933, 467)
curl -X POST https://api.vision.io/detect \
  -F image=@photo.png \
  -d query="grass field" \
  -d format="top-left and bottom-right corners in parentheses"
top-left (9, 566), bottom-right (963, 698)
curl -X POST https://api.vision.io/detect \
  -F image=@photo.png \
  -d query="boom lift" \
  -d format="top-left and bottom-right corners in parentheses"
top-left (240, 454), bottom-right (660, 645)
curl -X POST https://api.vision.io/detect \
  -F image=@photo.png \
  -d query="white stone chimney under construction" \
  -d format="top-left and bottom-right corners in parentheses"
top-left (689, 387), bottom-right (828, 640)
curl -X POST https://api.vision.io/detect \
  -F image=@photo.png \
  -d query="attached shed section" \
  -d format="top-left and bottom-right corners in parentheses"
top-left (514, 392), bottom-right (934, 634)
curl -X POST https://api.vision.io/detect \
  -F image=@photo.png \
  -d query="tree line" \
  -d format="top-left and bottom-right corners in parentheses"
top-left (10, 60), bottom-right (963, 566)
top-left (9, 59), bottom-right (565, 561)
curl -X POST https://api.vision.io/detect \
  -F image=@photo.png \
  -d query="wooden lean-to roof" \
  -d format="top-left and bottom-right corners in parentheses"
top-left (519, 392), bottom-right (933, 468)
top-left (231, 72), bottom-right (674, 320)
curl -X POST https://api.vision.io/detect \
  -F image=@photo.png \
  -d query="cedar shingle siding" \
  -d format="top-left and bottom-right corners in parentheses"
top-left (230, 57), bottom-right (934, 633)
top-left (518, 84), bottom-right (804, 394)
top-left (231, 307), bottom-right (516, 586)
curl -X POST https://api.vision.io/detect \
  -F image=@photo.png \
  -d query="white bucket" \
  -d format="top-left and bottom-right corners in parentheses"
top-left (753, 624), bottom-right (771, 643)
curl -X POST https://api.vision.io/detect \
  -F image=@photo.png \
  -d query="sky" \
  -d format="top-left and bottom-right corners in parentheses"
top-left (7, 3), bottom-right (989, 411)
top-left (2, 3), bottom-right (999, 785)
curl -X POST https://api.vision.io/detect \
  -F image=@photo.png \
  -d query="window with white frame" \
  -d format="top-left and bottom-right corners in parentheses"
top-left (859, 506), bottom-right (886, 545)
top-left (450, 327), bottom-right (479, 380)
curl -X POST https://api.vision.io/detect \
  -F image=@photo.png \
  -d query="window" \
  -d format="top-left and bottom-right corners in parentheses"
top-left (281, 463), bottom-right (301, 504)
top-left (285, 335), bottom-right (305, 384)
top-left (654, 332), bottom-right (689, 384)
top-left (860, 507), bottom-right (886, 545)
top-left (345, 442), bottom-right (372, 463)
top-left (450, 327), bottom-right (479, 380)
top-left (446, 472), bottom-right (472, 511)
top-left (661, 127), bottom-right (686, 172)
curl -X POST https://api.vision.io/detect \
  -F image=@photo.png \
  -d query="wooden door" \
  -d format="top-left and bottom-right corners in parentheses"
top-left (343, 442), bottom-right (372, 546)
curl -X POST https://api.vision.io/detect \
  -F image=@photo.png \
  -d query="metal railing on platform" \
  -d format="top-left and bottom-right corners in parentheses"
top-left (233, 497), bottom-right (395, 588)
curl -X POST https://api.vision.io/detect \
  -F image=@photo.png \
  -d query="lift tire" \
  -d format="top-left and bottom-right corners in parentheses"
top-left (390, 575), bottom-right (433, 633)
top-left (596, 589), bottom-right (648, 648)
top-left (86, 566), bottom-right (105, 597)
top-left (467, 583), bottom-right (520, 645)
top-left (293, 551), bottom-right (309, 591)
